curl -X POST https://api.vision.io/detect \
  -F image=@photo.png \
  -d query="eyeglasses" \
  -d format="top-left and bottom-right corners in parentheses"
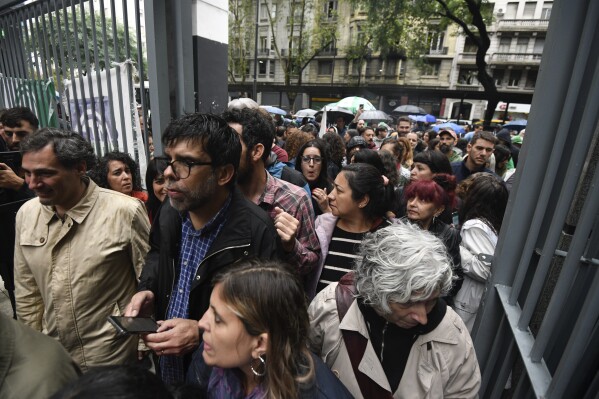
top-left (301, 156), bottom-right (322, 164)
top-left (163, 158), bottom-right (212, 179)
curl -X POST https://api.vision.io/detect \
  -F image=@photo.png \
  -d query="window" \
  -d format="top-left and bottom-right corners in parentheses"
top-left (499, 37), bottom-right (512, 52)
top-left (366, 59), bottom-right (382, 77)
top-left (458, 68), bottom-right (478, 85)
top-left (516, 37), bottom-right (529, 53)
top-left (464, 37), bottom-right (478, 53)
top-left (493, 69), bottom-right (505, 86)
top-left (259, 2), bottom-right (268, 20)
top-left (541, 2), bottom-right (552, 19)
top-left (534, 37), bottom-right (545, 54)
top-left (259, 60), bottom-right (267, 76)
top-left (525, 69), bottom-right (538, 88)
top-left (324, 0), bottom-right (337, 18)
top-left (505, 2), bottom-right (518, 19)
top-left (399, 61), bottom-right (406, 77)
top-left (385, 59), bottom-right (397, 77)
top-left (351, 59), bottom-right (361, 76)
top-left (421, 60), bottom-right (440, 76)
top-left (508, 69), bottom-right (522, 86)
top-left (259, 36), bottom-right (268, 55)
top-left (523, 2), bottom-right (536, 18)
top-left (318, 60), bottom-right (333, 75)
top-left (429, 31), bottom-right (445, 52)
top-left (269, 60), bottom-right (276, 78)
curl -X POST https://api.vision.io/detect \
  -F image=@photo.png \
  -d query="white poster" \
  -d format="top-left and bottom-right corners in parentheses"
top-left (64, 64), bottom-right (148, 187)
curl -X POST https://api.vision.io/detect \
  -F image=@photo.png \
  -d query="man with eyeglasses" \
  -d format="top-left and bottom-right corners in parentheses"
top-left (222, 108), bottom-right (320, 281)
top-left (125, 113), bottom-right (280, 384)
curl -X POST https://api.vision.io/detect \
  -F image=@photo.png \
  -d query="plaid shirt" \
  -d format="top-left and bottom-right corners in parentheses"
top-left (160, 195), bottom-right (231, 384)
top-left (257, 172), bottom-right (320, 275)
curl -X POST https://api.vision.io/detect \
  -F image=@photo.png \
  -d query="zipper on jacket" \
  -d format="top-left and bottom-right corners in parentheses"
top-left (193, 243), bottom-right (251, 281)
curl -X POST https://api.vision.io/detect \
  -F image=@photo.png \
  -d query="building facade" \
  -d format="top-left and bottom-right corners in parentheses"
top-left (228, 0), bottom-right (550, 120)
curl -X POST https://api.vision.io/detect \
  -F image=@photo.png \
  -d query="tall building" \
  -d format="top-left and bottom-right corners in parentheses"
top-left (228, 0), bottom-right (549, 120)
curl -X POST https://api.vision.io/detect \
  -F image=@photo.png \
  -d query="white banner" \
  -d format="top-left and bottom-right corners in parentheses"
top-left (64, 65), bottom-right (148, 187)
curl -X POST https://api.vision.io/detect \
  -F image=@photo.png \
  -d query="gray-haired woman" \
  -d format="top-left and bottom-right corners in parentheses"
top-left (308, 222), bottom-right (481, 399)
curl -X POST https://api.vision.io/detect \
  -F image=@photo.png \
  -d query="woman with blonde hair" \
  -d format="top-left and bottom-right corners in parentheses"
top-left (187, 259), bottom-right (353, 399)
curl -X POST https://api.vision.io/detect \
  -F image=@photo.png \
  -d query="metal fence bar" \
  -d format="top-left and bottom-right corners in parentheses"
top-left (134, 0), bottom-right (148, 162)
top-left (120, 0), bottom-right (132, 156)
top-left (515, 0), bottom-right (599, 329)
top-left (67, 0), bottom-right (90, 136)
top-left (87, 0), bottom-right (108, 154)
top-left (22, 9), bottom-right (42, 111)
top-left (496, 285), bottom-right (552, 397)
top-left (12, 11), bottom-right (28, 80)
top-left (489, 339), bottom-right (516, 399)
top-left (46, 0), bottom-right (70, 125)
top-left (530, 138), bottom-right (599, 361)
top-left (0, 17), bottom-right (18, 105)
top-left (77, 0), bottom-right (101, 155)
top-left (110, 0), bottom-right (126, 152)
top-left (34, 4), bottom-right (50, 80)
top-left (55, 0), bottom-right (82, 132)
top-left (546, 269), bottom-right (599, 397)
top-left (97, 0), bottom-right (118, 150)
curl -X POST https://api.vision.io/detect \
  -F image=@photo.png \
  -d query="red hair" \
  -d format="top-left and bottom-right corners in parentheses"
top-left (404, 173), bottom-right (457, 209)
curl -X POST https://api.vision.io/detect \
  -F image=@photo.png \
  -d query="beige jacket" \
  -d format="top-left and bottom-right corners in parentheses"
top-left (14, 180), bottom-right (150, 370)
top-left (308, 283), bottom-right (481, 399)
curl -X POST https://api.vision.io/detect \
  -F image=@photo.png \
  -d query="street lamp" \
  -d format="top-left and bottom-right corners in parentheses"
top-left (252, 1), bottom-right (260, 101)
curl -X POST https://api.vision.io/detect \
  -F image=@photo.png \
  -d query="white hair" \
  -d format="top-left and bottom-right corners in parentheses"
top-left (354, 222), bottom-right (454, 315)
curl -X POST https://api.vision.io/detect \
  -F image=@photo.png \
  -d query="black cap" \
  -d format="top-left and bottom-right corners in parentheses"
top-left (347, 136), bottom-right (367, 151)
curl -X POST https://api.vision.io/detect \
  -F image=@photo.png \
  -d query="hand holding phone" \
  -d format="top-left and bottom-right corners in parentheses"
top-left (108, 316), bottom-right (159, 336)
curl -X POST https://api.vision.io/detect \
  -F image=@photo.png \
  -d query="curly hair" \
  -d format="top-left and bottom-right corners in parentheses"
top-left (354, 223), bottom-right (454, 315)
top-left (90, 151), bottom-right (143, 191)
top-left (322, 131), bottom-right (345, 169)
top-left (214, 259), bottom-right (315, 399)
top-left (284, 129), bottom-right (312, 160)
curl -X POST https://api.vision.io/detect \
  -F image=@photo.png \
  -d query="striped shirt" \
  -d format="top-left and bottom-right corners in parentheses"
top-left (317, 225), bottom-right (366, 294)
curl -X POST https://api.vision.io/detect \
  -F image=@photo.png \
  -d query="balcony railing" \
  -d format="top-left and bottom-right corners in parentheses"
top-left (457, 53), bottom-right (478, 63)
top-left (498, 19), bottom-right (550, 29)
top-left (318, 48), bottom-right (338, 56)
top-left (491, 53), bottom-right (543, 63)
top-left (257, 49), bottom-right (271, 56)
top-left (428, 47), bottom-right (448, 55)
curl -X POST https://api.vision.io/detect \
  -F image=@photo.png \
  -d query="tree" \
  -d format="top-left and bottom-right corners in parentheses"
top-left (351, 0), bottom-right (496, 125)
top-left (228, 0), bottom-right (253, 84)
top-left (228, 0), bottom-right (338, 110)
top-left (264, 0), bottom-right (338, 109)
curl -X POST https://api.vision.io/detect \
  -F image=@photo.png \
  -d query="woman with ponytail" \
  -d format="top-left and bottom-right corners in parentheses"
top-left (403, 174), bottom-right (463, 300)
top-left (305, 163), bottom-right (396, 298)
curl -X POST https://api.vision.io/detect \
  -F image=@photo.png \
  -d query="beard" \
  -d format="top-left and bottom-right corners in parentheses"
top-left (236, 152), bottom-right (254, 186)
top-left (439, 143), bottom-right (452, 154)
top-left (168, 172), bottom-right (217, 212)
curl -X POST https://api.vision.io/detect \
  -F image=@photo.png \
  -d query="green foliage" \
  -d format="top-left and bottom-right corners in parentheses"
top-left (228, 0), bottom-right (254, 83)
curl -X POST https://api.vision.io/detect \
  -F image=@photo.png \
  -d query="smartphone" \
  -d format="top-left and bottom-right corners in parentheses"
top-left (107, 316), bottom-right (159, 336)
top-left (359, 104), bottom-right (364, 109)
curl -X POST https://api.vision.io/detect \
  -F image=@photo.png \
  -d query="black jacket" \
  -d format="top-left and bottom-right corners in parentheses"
top-left (138, 188), bottom-right (281, 322)
top-left (428, 218), bottom-right (463, 299)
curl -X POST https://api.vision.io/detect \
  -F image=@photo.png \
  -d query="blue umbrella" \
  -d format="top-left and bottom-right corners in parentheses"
top-left (502, 119), bottom-right (527, 132)
top-left (260, 105), bottom-right (288, 116)
top-left (433, 122), bottom-right (466, 135)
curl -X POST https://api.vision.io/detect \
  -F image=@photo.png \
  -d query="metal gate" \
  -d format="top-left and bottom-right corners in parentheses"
top-left (0, 0), bottom-right (150, 164)
top-left (472, 0), bottom-right (599, 397)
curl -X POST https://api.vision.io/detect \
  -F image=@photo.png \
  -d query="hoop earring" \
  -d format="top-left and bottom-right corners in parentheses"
top-left (250, 354), bottom-right (266, 377)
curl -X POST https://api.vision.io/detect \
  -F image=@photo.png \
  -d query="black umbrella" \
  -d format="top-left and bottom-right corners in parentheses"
top-left (315, 106), bottom-right (355, 125)
top-left (392, 105), bottom-right (426, 115)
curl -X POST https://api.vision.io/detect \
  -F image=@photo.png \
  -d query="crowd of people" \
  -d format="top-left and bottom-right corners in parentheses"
top-left (0, 101), bottom-right (519, 398)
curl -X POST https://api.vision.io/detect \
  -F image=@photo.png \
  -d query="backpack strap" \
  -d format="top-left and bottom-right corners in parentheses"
top-left (335, 272), bottom-right (394, 399)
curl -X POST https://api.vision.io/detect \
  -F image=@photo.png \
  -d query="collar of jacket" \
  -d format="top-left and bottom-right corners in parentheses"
top-left (39, 178), bottom-right (98, 225)
top-left (339, 298), bottom-right (461, 347)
